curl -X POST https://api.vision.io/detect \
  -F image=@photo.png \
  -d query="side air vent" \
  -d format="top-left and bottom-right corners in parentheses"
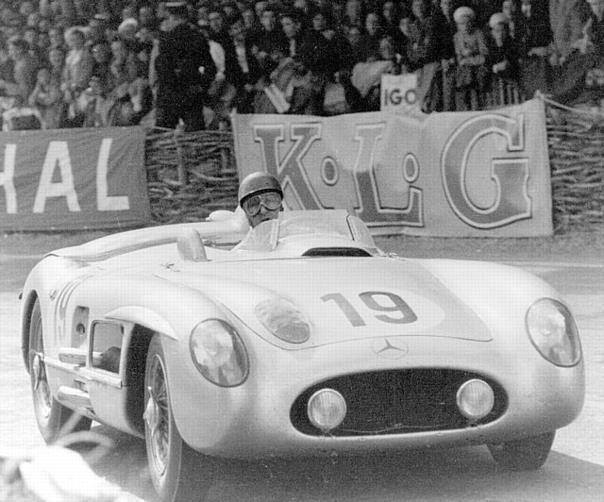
top-left (302, 247), bottom-right (372, 257)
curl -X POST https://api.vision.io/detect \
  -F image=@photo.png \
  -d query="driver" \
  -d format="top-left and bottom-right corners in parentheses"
top-left (238, 171), bottom-right (284, 228)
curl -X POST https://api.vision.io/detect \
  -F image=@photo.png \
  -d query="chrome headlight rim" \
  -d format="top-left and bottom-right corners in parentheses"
top-left (189, 318), bottom-right (249, 387)
top-left (525, 297), bottom-right (582, 368)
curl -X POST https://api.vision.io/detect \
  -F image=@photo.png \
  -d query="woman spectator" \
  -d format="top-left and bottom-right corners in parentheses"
top-left (453, 6), bottom-right (488, 110)
top-left (485, 12), bottom-right (520, 106)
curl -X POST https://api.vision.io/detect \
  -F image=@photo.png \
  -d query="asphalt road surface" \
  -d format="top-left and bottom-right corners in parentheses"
top-left (1, 241), bottom-right (603, 502)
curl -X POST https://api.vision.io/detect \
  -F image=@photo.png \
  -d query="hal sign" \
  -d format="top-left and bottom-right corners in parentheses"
top-left (0, 127), bottom-right (150, 230)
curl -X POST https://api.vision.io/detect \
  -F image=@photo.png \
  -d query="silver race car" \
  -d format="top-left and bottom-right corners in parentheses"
top-left (20, 209), bottom-right (584, 501)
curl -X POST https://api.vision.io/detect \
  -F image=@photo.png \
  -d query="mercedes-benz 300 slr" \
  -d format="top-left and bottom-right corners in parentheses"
top-left (20, 210), bottom-right (584, 502)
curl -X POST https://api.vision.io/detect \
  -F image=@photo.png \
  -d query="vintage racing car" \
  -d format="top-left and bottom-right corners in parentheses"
top-left (20, 209), bottom-right (584, 501)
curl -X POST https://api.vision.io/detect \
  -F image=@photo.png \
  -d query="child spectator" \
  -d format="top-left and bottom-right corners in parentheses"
top-left (453, 6), bottom-right (488, 110)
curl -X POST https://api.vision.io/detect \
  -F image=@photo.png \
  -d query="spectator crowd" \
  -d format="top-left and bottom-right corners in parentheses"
top-left (0, 0), bottom-right (602, 131)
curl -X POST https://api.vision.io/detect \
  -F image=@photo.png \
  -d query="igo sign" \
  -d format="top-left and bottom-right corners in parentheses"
top-left (233, 99), bottom-right (552, 237)
top-left (381, 74), bottom-right (420, 114)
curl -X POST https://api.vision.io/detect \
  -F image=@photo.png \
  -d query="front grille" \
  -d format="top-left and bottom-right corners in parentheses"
top-left (290, 369), bottom-right (507, 436)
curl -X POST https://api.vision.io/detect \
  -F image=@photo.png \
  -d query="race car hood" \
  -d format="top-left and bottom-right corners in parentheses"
top-left (159, 256), bottom-right (492, 348)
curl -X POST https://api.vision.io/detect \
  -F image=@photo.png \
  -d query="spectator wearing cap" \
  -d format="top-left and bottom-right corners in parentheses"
top-left (516, 0), bottom-right (552, 98)
top-left (485, 12), bottom-right (520, 104)
top-left (453, 6), bottom-right (488, 109)
top-left (154, 2), bottom-right (216, 131)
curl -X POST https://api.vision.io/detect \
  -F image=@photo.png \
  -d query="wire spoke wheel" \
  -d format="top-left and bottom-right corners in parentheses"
top-left (28, 299), bottom-right (91, 443)
top-left (144, 334), bottom-right (217, 502)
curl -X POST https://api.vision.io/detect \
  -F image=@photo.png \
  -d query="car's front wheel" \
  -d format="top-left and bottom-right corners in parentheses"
top-left (488, 431), bottom-right (555, 470)
top-left (144, 334), bottom-right (217, 502)
top-left (29, 299), bottom-right (91, 443)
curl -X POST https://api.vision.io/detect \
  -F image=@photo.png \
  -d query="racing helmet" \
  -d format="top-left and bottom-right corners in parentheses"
top-left (238, 172), bottom-right (283, 207)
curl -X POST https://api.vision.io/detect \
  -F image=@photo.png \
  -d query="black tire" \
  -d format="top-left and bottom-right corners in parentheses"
top-left (144, 335), bottom-right (217, 502)
top-left (28, 299), bottom-right (91, 444)
top-left (488, 431), bottom-right (555, 470)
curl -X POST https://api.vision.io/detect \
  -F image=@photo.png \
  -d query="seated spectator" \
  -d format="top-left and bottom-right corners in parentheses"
top-left (453, 6), bottom-right (488, 110)
top-left (28, 66), bottom-right (63, 129)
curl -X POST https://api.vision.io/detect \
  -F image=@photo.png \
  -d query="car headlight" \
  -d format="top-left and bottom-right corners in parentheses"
top-left (189, 319), bottom-right (248, 386)
top-left (255, 298), bottom-right (311, 344)
top-left (526, 298), bottom-right (581, 367)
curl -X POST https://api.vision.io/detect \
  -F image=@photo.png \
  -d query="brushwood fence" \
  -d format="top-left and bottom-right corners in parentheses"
top-left (145, 101), bottom-right (604, 232)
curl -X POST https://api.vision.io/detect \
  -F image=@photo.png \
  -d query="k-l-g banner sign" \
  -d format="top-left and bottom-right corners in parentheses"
top-left (0, 127), bottom-right (150, 230)
top-left (232, 98), bottom-right (552, 237)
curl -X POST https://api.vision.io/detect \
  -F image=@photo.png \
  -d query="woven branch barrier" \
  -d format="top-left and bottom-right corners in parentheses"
top-left (145, 102), bottom-right (604, 232)
top-left (546, 101), bottom-right (604, 231)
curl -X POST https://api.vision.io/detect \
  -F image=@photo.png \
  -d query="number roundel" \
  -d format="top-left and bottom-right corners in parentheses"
top-left (321, 291), bottom-right (417, 327)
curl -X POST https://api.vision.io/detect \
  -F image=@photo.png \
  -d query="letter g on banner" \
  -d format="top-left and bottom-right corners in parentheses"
top-left (441, 113), bottom-right (531, 229)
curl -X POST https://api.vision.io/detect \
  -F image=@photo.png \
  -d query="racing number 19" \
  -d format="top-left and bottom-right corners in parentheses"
top-left (321, 291), bottom-right (417, 326)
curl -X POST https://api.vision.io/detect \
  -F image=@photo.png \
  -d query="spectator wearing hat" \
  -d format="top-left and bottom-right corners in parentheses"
top-left (453, 5), bottom-right (488, 109)
top-left (155, 2), bottom-right (216, 131)
top-left (485, 12), bottom-right (520, 104)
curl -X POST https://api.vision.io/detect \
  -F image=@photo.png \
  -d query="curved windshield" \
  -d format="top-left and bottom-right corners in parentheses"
top-left (233, 210), bottom-right (376, 252)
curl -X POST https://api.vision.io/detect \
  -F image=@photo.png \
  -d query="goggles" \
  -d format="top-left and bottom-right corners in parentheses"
top-left (242, 191), bottom-right (282, 216)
